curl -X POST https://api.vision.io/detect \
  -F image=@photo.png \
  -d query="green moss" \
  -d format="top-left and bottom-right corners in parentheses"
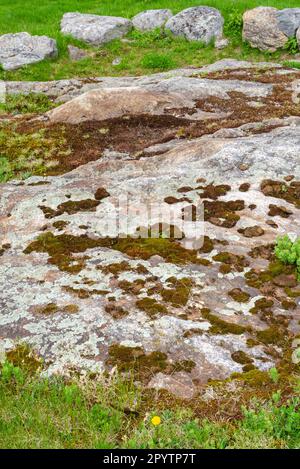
top-left (245, 259), bottom-right (296, 289)
top-left (118, 279), bottom-right (145, 294)
top-left (230, 369), bottom-right (272, 387)
top-left (107, 345), bottom-right (168, 381)
top-left (161, 277), bottom-right (193, 307)
top-left (281, 299), bottom-right (297, 310)
top-left (246, 338), bottom-right (260, 348)
top-left (228, 288), bottom-right (250, 303)
top-left (107, 237), bottom-right (201, 265)
top-left (52, 220), bottom-right (69, 231)
top-left (102, 261), bottom-right (131, 276)
top-left (256, 326), bottom-right (285, 345)
top-left (204, 200), bottom-right (245, 228)
top-left (23, 232), bottom-right (103, 274)
top-left (0, 121), bottom-right (69, 182)
top-left (105, 303), bottom-right (128, 319)
top-left (64, 286), bottom-right (108, 298)
top-left (201, 308), bottom-right (249, 335)
top-left (0, 93), bottom-right (56, 114)
top-left (231, 350), bottom-right (253, 365)
top-left (0, 243), bottom-right (10, 256)
top-left (198, 236), bottom-right (215, 254)
top-left (285, 287), bottom-right (300, 298)
top-left (34, 302), bottom-right (79, 314)
top-left (250, 298), bottom-right (274, 314)
top-left (107, 344), bottom-right (195, 382)
top-left (261, 179), bottom-right (300, 209)
top-left (136, 297), bottom-right (168, 319)
top-left (213, 251), bottom-right (249, 273)
top-left (6, 344), bottom-right (42, 374)
top-left (94, 187), bottom-right (110, 200)
top-left (199, 183), bottom-right (231, 200)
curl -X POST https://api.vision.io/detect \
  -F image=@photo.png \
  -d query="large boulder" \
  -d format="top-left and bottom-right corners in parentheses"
top-left (61, 13), bottom-right (132, 45)
top-left (243, 7), bottom-right (288, 52)
top-left (165, 6), bottom-right (224, 43)
top-left (0, 32), bottom-right (57, 71)
top-left (297, 27), bottom-right (300, 49)
top-left (48, 87), bottom-right (190, 124)
top-left (132, 9), bottom-right (173, 31)
top-left (276, 8), bottom-right (300, 38)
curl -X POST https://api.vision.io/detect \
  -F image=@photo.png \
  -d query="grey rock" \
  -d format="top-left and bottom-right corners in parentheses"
top-left (67, 45), bottom-right (90, 61)
top-left (243, 7), bottom-right (288, 52)
top-left (165, 6), bottom-right (224, 43)
top-left (0, 32), bottom-right (57, 71)
top-left (132, 9), bottom-right (173, 31)
top-left (112, 57), bottom-right (122, 66)
top-left (215, 37), bottom-right (229, 49)
top-left (1, 62), bottom-right (300, 391)
top-left (277, 8), bottom-right (300, 38)
top-left (297, 27), bottom-right (300, 48)
top-left (61, 12), bottom-right (132, 45)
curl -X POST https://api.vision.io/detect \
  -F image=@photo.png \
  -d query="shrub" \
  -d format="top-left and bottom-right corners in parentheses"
top-left (0, 93), bottom-right (56, 114)
top-left (225, 8), bottom-right (243, 37)
top-left (285, 36), bottom-right (299, 55)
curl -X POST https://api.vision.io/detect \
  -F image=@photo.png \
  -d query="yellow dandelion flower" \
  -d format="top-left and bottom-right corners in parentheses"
top-left (151, 415), bottom-right (161, 426)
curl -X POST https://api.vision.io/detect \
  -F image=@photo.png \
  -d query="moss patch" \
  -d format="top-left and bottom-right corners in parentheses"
top-left (201, 308), bottom-right (249, 335)
top-left (203, 200), bottom-right (245, 228)
top-left (261, 179), bottom-right (300, 209)
top-left (231, 350), bottom-right (253, 365)
top-left (39, 199), bottom-right (100, 219)
top-left (6, 344), bottom-right (43, 374)
top-left (136, 297), bottom-right (168, 319)
top-left (228, 288), bottom-right (250, 303)
top-left (107, 344), bottom-right (195, 382)
top-left (161, 277), bottom-right (193, 307)
top-left (213, 251), bottom-right (249, 273)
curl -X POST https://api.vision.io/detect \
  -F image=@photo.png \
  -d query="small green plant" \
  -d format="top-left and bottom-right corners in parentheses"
top-left (285, 36), bottom-right (299, 55)
top-left (0, 156), bottom-right (13, 182)
top-left (275, 235), bottom-right (300, 280)
top-left (269, 367), bottom-right (279, 384)
top-left (141, 53), bottom-right (176, 70)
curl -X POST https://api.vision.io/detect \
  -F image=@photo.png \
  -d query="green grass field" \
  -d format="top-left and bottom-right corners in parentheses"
top-left (1, 355), bottom-right (300, 449)
top-left (0, 0), bottom-right (299, 81)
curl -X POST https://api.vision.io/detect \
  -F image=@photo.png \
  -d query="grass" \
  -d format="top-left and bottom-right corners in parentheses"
top-left (0, 92), bottom-right (57, 114)
top-left (1, 353), bottom-right (300, 449)
top-left (0, 0), bottom-right (299, 81)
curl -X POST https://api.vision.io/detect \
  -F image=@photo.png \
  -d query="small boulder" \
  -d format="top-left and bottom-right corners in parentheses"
top-left (276, 8), bottom-right (300, 38)
top-left (215, 37), bottom-right (229, 49)
top-left (0, 32), bottom-right (57, 71)
top-left (67, 45), bottom-right (90, 61)
top-left (61, 13), bottom-right (132, 45)
top-left (132, 9), bottom-right (173, 31)
top-left (243, 7), bottom-right (288, 52)
top-left (165, 6), bottom-right (224, 43)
